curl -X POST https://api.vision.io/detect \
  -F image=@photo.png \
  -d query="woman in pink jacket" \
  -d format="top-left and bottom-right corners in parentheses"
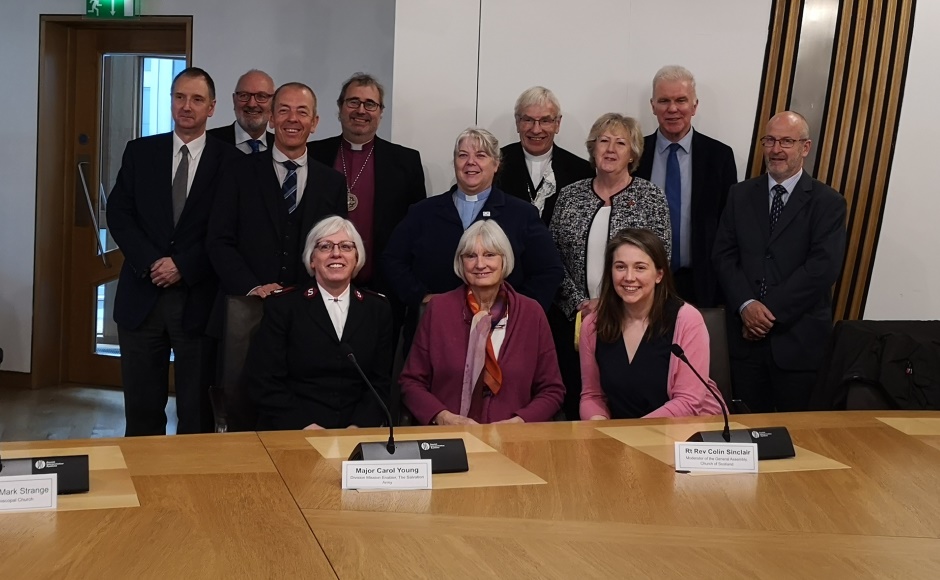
top-left (400, 220), bottom-right (565, 426)
top-left (579, 228), bottom-right (723, 420)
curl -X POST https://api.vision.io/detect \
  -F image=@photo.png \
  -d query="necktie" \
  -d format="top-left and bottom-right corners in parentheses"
top-left (248, 139), bottom-right (262, 154)
top-left (665, 142), bottom-right (682, 271)
top-left (759, 185), bottom-right (788, 299)
top-left (282, 160), bottom-right (298, 214)
top-left (172, 144), bottom-right (189, 226)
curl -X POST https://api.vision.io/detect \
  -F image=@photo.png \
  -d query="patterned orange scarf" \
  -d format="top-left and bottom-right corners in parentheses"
top-left (460, 286), bottom-right (508, 417)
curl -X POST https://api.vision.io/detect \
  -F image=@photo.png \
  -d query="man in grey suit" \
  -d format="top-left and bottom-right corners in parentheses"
top-left (635, 65), bottom-right (737, 307)
top-left (713, 111), bottom-right (847, 412)
top-left (207, 69), bottom-right (276, 154)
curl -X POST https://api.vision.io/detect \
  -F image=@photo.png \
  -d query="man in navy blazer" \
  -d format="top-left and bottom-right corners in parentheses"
top-left (207, 69), bottom-right (276, 154)
top-left (107, 67), bottom-right (237, 436)
top-left (207, 82), bottom-right (347, 312)
top-left (713, 111), bottom-right (846, 412)
top-left (495, 86), bottom-right (593, 226)
top-left (635, 66), bottom-right (737, 307)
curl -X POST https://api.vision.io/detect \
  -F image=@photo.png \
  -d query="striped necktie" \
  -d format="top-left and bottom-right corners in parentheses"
top-left (282, 160), bottom-right (298, 214)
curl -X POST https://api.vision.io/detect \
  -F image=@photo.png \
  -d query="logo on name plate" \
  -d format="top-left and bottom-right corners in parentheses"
top-left (34, 460), bottom-right (46, 470)
top-left (751, 431), bottom-right (761, 439)
top-left (420, 442), bottom-right (430, 451)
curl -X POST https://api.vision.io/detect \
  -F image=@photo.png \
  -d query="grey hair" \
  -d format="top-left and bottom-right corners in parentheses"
top-left (302, 216), bottom-right (366, 277)
top-left (453, 220), bottom-right (515, 283)
top-left (337, 72), bottom-right (385, 108)
top-left (513, 86), bottom-right (562, 118)
top-left (453, 127), bottom-right (502, 164)
top-left (585, 113), bottom-right (645, 173)
top-left (652, 65), bottom-right (697, 99)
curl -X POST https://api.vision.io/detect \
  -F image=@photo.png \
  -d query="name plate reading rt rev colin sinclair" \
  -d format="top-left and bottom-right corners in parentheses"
top-left (675, 442), bottom-right (758, 473)
top-left (342, 459), bottom-right (432, 490)
top-left (0, 473), bottom-right (58, 513)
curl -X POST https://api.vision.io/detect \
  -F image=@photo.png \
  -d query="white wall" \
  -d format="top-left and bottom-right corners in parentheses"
top-left (865, 2), bottom-right (940, 319)
top-left (393, 0), bottom-right (771, 194)
top-left (0, 0), bottom-right (394, 373)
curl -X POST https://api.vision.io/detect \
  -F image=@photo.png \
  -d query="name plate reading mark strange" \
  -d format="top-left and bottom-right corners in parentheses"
top-left (341, 459), bottom-right (432, 490)
top-left (0, 473), bottom-right (58, 513)
top-left (675, 442), bottom-right (758, 473)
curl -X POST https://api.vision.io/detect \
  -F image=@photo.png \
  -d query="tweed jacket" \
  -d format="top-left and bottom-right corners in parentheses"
top-left (549, 176), bottom-right (672, 318)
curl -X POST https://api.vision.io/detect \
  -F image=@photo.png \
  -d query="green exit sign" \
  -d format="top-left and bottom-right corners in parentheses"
top-left (85, 0), bottom-right (140, 19)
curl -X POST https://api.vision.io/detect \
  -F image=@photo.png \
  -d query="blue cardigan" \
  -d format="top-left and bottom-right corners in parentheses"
top-left (381, 186), bottom-right (563, 311)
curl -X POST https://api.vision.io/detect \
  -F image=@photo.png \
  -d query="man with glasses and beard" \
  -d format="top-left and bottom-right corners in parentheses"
top-left (307, 73), bottom-right (426, 343)
top-left (208, 69), bottom-right (276, 154)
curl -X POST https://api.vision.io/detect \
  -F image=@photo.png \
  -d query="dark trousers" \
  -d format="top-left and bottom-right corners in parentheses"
top-left (730, 339), bottom-right (816, 413)
top-left (548, 305), bottom-right (581, 421)
top-left (118, 287), bottom-right (215, 436)
top-left (673, 267), bottom-right (696, 306)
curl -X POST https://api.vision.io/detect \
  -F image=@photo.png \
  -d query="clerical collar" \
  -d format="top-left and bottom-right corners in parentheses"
top-left (523, 147), bottom-right (553, 163)
top-left (342, 137), bottom-right (374, 152)
top-left (454, 187), bottom-right (492, 203)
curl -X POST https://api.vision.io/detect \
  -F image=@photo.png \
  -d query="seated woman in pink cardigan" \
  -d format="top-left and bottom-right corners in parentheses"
top-left (579, 228), bottom-right (723, 420)
top-left (400, 220), bottom-right (565, 426)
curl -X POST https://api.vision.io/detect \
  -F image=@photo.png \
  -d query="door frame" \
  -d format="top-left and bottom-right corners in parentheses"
top-left (30, 15), bottom-right (192, 389)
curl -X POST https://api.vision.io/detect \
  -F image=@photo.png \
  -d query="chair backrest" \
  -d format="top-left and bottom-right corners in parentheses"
top-left (214, 295), bottom-right (264, 431)
top-left (698, 307), bottom-right (733, 404)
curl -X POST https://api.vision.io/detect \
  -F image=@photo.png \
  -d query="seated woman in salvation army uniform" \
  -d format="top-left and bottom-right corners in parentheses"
top-left (245, 216), bottom-right (393, 430)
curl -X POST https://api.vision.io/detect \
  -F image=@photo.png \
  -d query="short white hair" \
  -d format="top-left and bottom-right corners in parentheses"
top-left (452, 220), bottom-right (515, 283)
top-left (453, 127), bottom-right (502, 164)
top-left (513, 86), bottom-right (561, 118)
top-left (652, 65), bottom-right (697, 100)
top-left (302, 216), bottom-right (366, 277)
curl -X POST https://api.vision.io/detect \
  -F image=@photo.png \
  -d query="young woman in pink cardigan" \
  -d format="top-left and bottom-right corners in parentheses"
top-left (579, 228), bottom-right (723, 420)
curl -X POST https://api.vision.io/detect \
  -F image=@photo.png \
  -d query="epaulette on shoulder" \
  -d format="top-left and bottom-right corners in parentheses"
top-left (356, 288), bottom-right (388, 302)
top-left (266, 285), bottom-right (299, 299)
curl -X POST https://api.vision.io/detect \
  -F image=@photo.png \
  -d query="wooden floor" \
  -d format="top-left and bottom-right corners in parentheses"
top-left (0, 385), bottom-right (177, 441)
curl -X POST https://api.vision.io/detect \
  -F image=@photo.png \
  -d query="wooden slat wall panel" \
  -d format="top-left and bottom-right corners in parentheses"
top-left (816, 0), bottom-right (916, 320)
top-left (748, 0), bottom-right (805, 177)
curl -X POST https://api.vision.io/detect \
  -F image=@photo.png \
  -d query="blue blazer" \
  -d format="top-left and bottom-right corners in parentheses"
top-left (381, 186), bottom-right (564, 311)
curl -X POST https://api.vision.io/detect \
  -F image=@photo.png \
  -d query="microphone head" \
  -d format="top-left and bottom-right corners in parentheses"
top-left (670, 343), bottom-right (685, 358)
top-left (338, 343), bottom-right (355, 360)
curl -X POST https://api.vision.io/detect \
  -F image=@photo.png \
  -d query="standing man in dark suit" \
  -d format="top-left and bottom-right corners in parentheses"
top-left (107, 67), bottom-right (236, 436)
top-left (635, 66), bottom-right (737, 307)
top-left (713, 111), bottom-right (846, 413)
top-left (207, 69), bottom-right (276, 154)
top-left (307, 73), bottom-right (425, 333)
top-left (495, 86), bottom-right (593, 226)
top-left (495, 86), bottom-right (592, 419)
top-left (208, 82), bottom-right (347, 305)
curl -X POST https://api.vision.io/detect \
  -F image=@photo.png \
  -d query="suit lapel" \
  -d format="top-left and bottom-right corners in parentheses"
top-left (343, 286), bottom-right (366, 340)
top-left (475, 187), bottom-right (504, 222)
top-left (178, 137), bottom-right (218, 225)
top-left (258, 152), bottom-right (284, 237)
top-left (373, 138), bottom-right (392, 220)
top-left (154, 134), bottom-right (175, 228)
top-left (306, 288), bottom-right (341, 343)
top-left (749, 177), bottom-right (772, 242)
top-left (769, 172), bottom-right (812, 243)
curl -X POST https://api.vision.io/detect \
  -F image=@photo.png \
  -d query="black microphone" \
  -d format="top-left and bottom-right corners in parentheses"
top-left (339, 343), bottom-right (396, 454)
top-left (339, 344), bottom-right (470, 472)
top-left (670, 343), bottom-right (795, 460)
top-left (671, 344), bottom-right (731, 442)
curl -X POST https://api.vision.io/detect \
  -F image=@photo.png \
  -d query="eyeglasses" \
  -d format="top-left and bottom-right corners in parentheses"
top-left (344, 98), bottom-right (383, 112)
top-left (315, 241), bottom-right (357, 254)
top-left (517, 116), bottom-right (558, 129)
top-left (235, 91), bottom-right (273, 104)
top-left (760, 136), bottom-right (807, 149)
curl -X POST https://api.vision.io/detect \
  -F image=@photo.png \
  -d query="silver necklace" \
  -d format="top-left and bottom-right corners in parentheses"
top-left (340, 143), bottom-right (374, 212)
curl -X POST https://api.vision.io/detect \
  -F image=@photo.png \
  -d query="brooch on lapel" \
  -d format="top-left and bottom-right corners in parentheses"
top-left (304, 287), bottom-right (319, 300)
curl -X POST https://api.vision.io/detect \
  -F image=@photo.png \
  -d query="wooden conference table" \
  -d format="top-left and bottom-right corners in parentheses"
top-left (1, 411), bottom-right (939, 579)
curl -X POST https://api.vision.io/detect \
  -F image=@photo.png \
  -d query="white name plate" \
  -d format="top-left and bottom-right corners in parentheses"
top-left (0, 473), bottom-right (58, 513)
top-left (342, 459), bottom-right (432, 490)
top-left (675, 442), bottom-right (758, 473)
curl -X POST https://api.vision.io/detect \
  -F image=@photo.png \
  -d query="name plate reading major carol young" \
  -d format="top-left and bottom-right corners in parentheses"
top-left (341, 459), bottom-right (432, 490)
top-left (674, 442), bottom-right (758, 473)
top-left (0, 473), bottom-right (58, 513)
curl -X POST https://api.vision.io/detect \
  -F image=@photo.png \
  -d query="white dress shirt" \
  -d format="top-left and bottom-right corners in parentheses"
top-left (234, 122), bottom-right (270, 155)
top-left (319, 282), bottom-right (351, 340)
top-left (171, 131), bottom-right (207, 196)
